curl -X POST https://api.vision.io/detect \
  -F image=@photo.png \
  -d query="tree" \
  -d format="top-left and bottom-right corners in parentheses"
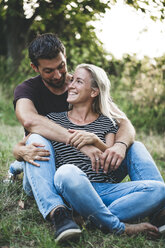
top-left (0, 0), bottom-right (110, 68)
top-left (125, 0), bottom-right (165, 21)
top-left (0, 0), bottom-right (164, 69)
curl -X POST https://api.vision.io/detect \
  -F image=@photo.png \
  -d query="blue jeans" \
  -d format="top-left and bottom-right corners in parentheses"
top-left (22, 134), bottom-right (65, 218)
top-left (55, 164), bottom-right (165, 234)
top-left (10, 134), bottom-right (165, 231)
top-left (112, 141), bottom-right (164, 183)
top-left (9, 160), bottom-right (24, 175)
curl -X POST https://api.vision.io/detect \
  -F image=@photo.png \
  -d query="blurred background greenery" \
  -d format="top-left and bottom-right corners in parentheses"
top-left (0, 1), bottom-right (165, 247)
top-left (0, 0), bottom-right (165, 134)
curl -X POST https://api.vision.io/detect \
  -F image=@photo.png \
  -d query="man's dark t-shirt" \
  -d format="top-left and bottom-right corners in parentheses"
top-left (14, 75), bottom-right (69, 115)
top-left (13, 75), bottom-right (69, 134)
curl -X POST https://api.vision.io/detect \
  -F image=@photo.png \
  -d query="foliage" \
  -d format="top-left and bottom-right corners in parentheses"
top-left (0, 51), bottom-right (36, 97)
top-left (0, 0), bottom-right (164, 134)
top-left (0, 0), bottom-right (111, 68)
top-left (0, 96), bottom-right (17, 126)
top-left (0, 0), bottom-right (165, 69)
top-left (0, 52), bottom-right (165, 134)
top-left (124, 0), bottom-right (165, 21)
top-left (108, 54), bottom-right (165, 133)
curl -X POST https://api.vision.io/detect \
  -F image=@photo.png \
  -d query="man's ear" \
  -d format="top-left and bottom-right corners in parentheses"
top-left (30, 63), bottom-right (39, 73)
top-left (91, 88), bottom-right (100, 98)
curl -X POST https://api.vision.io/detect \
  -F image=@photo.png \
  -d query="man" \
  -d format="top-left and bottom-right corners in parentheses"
top-left (10, 33), bottom-right (164, 241)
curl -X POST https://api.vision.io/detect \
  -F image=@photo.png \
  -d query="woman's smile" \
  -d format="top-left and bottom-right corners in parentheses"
top-left (67, 68), bottom-right (94, 104)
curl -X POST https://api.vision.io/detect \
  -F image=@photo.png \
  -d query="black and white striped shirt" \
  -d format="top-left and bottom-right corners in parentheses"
top-left (47, 112), bottom-right (118, 183)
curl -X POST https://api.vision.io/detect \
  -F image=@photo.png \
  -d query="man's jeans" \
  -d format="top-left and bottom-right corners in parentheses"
top-left (9, 134), bottom-right (165, 233)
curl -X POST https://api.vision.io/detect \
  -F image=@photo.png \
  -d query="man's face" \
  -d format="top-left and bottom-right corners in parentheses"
top-left (32, 52), bottom-right (67, 89)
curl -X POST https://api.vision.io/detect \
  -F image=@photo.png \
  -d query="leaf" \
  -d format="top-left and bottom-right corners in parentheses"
top-left (18, 200), bottom-right (25, 209)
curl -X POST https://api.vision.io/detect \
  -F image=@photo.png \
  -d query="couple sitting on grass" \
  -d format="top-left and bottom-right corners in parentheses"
top-left (11, 33), bottom-right (165, 243)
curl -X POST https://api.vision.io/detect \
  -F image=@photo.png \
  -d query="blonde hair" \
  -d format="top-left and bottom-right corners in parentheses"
top-left (76, 63), bottom-right (126, 122)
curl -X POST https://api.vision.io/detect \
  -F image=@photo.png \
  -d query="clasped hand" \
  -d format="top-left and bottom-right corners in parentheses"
top-left (81, 144), bottom-right (126, 173)
top-left (67, 129), bottom-right (126, 173)
top-left (67, 129), bottom-right (98, 149)
top-left (22, 130), bottom-right (126, 170)
top-left (100, 143), bottom-right (126, 173)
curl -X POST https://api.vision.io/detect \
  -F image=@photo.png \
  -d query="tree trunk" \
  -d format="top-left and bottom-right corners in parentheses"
top-left (5, 0), bottom-right (31, 68)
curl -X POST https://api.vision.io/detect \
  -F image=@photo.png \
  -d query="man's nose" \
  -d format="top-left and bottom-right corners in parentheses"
top-left (53, 69), bottom-right (61, 79)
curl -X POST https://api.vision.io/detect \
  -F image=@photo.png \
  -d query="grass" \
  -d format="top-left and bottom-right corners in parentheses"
top-left (0, 121), bottom-right (165, 247)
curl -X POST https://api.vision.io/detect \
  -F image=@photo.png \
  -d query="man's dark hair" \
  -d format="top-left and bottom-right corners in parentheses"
top-left (28, 33), bottom-right (65, 67)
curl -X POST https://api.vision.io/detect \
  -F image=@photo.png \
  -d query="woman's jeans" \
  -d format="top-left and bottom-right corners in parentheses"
top-left (10, 134), bottom-right (165, 233)
top-left (55, 164), bottom-right (165, 234)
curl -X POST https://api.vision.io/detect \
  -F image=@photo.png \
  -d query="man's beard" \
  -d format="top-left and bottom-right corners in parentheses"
top-left (44, 73), bottom-right (66, 89)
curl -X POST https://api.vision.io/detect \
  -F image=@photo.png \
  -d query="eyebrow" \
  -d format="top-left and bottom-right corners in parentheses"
top-left (43, 61), bottom-right (65, 71)
top-left (43, 68), bottom-right (54, 71)
top-left (74, 76), bottom-right (85, 81)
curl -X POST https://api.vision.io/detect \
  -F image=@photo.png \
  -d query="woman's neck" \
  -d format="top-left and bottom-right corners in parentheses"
top-left (68, 105), bottom-right (99, 125)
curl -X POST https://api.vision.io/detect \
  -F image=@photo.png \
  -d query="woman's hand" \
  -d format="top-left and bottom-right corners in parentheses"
top-left (100, 143), bottom-right (126, 173)
top-left (67, 129), bottom-right (99, 149)
top-left (80, 145), bottom-right (102, 173)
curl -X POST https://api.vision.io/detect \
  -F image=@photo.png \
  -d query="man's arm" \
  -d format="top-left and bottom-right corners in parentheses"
top-left (15, 98), bottom-right (71, 143)
top-left (16, 98), bottom-right (135, 146)
top-left (115, 118), bottom-right (136, 147)
top-left (15, 98), bottom-right (105, 169)
top-left (111, 101), bottom-right (136, 147)
top-left (15, 98), bottom-right (135, 171)
top-left (68, 117), bottom-right (135, 149)
top-left (100, 118), bottom-right (136, 173)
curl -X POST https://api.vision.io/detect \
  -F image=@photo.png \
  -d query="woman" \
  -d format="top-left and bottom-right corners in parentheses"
top-left (14, 64), bottom-right (165, 236)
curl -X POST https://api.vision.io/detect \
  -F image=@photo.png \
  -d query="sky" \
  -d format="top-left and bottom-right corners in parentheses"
top-left (94, 0), bottom-right (165, 59)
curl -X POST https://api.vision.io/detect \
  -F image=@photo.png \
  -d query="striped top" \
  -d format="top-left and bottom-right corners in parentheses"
top-left (47, 111), bottom-right (119, 183)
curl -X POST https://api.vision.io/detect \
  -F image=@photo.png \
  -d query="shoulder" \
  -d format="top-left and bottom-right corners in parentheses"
top-left (99, 114), bottom-right (117, 125)
top-left (14, 75), bottom-right (42, 95)
top-left (98, 114), bottom-right (118, 132)
top-left (13, 75), bottom-right (42, 107)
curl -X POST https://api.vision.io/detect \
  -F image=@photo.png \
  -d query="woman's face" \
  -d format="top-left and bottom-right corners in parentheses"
top-left (67, 68), bottom-right (97, 105)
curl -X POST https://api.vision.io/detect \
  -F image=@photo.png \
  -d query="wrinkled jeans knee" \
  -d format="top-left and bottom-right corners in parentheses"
top-left (54, 164), bottom-right (86, 194)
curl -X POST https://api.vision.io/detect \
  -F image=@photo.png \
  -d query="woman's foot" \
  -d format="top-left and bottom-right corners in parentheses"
top-left (125, 222), bottom-right (159, 237)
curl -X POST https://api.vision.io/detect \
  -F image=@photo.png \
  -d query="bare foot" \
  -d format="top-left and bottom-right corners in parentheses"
top-left (125, 222), bottom-right (159, 237)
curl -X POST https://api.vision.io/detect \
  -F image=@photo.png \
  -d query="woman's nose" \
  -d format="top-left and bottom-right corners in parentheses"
top-left (68, 80), bottom-right (75, 88)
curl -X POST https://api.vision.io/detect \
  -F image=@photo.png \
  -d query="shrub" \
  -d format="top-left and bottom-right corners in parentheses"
top-left (109, 55), bottom-right (165, 133)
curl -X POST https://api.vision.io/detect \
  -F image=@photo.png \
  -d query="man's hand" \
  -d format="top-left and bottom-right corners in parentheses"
top-left (13, 141), bottom-right (50, 167)
top-left (22, 143), bottom-right (50, 166)
top-left (67, 129), bottom-right (98, 149)
top-left (80, 145), bottom-right (102, 173)
top-left (100, 143), bottom-right (126, 173)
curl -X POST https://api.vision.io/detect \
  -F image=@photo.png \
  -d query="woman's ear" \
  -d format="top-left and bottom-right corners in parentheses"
top-left (91, 88), bottom-right (100, 98)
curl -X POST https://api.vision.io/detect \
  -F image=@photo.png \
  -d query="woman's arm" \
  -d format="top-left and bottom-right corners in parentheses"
top-left (67, 129), bottom-right (109, 151)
